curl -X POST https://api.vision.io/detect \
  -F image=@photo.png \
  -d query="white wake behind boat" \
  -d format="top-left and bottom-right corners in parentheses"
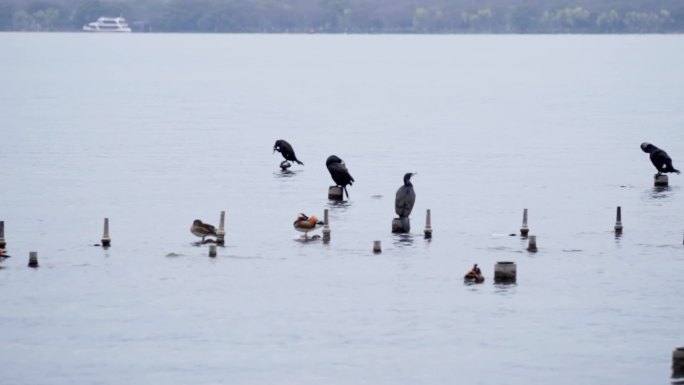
top-left (83, 17), bottom-right (132, 32)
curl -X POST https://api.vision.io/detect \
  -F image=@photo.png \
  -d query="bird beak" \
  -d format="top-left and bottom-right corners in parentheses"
top-left (273, 147), bottom-right (276, 153)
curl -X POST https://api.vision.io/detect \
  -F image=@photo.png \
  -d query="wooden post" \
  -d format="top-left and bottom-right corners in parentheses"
top-left (424, 209), bottom-right (432, 238)
top-left (655, 174), bottom-right (669, 187)
top-left (28, 251), bottom-right (38, 268)
top-left (217, 211), bottom-right (226, 246)
top-left (614, 206), bottom-right (623, 233)
top-left (209, 244), bottom-right (217, 257)
top-left (520, 208), bottom-right (529, 237)
top-left (322, 209), bottom-right (330, 242)
top-left (392, 217), bottom-right (410, 233)
top-left (373, 240), bottom-right (382, 253)
top-left (527, 235), bottom-right (538, 252)
top-left (328, 186), bottom-right (343, 200)
top-left (494, 261), bottom-right (516, 283)
top-left (673, 347), bottom-right (684, 379)
top-left (0, 221), bottom-right (5, 249)
top-left (101, 218), bottom-right (111, 247)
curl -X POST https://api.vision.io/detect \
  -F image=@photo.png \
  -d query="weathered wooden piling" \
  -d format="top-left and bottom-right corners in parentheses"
top-left (101, 218), bottom-right (111, 247)
top-left (527, 235), bottom-right (538, 252)
top-left (520, 208), bottom-right (529, 237)
top-left (392, 217), bottom-right (410, 233)
top-left (614, 206), bottom-right (623, 233)
top-left (655, 174), bottom-right (669, 187)
top-left (373, 240), bottom-right (382, 253)
top-left (424, 209), bottom-right (432, 238)
top-left (209, 244), bottom-right (217, 257)
top-left (0, 221), bottom-right (5, 249)
top-left (328, 186), bottom-right (343, 200)
top-left (322, 209), bottom-right (331, 242)
top-left (216, 211), bottom-right (226, 246)
top-left (280, 160), bottom-right (291, 171)
top-left (28, 251), bottom-right (38, 268)
top-left (494, 261), bottom-right (516, 283)
top-left (673, 347), bottom-right (684, 379)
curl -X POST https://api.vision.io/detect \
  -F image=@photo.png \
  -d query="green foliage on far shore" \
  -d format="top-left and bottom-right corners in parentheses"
top-left (1, 0), bottom-right (683, 33)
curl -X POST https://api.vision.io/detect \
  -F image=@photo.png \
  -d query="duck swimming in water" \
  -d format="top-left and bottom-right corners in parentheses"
top-left (293, 213), bottom-right (324, 238)
top-left (641, 142), bottom-right (680, 175)
top-left (191, 219), bottom-right (217, 243)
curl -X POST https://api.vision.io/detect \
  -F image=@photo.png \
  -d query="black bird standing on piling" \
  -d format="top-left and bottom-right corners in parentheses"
top-left (273, 140), bottom-right (304, 166)
top-left (641, 142), bottom-right (680, 175)
top-left (395, 173), bottom-right (416, 219)
top-left (326, 155), bottom-right (354, 198)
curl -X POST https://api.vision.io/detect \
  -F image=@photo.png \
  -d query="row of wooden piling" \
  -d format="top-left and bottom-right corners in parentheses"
top-left (0, 205), bottom-right (672, 263)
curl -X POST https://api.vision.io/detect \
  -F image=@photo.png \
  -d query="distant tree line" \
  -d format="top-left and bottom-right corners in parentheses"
top-left (1, 0), bottom-right (683, 33)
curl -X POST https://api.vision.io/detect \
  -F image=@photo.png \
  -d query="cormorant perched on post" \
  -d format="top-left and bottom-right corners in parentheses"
top-left (326, 155), bottom-right (354, 198)
top-left (641, 142), bottom-right (680, 175)
top-left (273, 139), bottom-right (304, 165)
top-left (395, 173), bottom-right (416, 219)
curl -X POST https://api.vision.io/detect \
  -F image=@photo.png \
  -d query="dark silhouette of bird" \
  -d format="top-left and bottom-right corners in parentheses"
top-left (641, 142), bottom-right (680, 175)
top-left (191, 219), bottom-right (217, 242)
top-left (395, 173), bottom-right (416, 219)
top-left (326, 155), bottom-right (354, 198)
top-left (293, 213), bottom-right (324, 238)
top-left (273, 139), bottom-right (304, 165)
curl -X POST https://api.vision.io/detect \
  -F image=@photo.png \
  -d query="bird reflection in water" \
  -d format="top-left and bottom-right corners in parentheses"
top-left (393, 233), bottom-right (415, 248)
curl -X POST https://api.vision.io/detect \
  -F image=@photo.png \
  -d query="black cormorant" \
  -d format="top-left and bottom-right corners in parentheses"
top-left (395, 173), bottom-right (416, 219)
top-left (273, 139), bottom-right (304, 165)
top-left (641, 142), bottom-right (680, 175)
top-left (326, 155), bottom-right (354, 198)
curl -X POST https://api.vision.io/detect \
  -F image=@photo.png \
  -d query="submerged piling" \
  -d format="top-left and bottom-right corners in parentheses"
top-left (101, 218), bottom-right (111, 247)
top-left (424, 209), bottom-right (432, 239)
top-left (494, 261), bottom-right (516, 283)
top-left (0, 221), bottom-right (5, 249)
top-left (373, 240), bottom-right (382, 253)
top-left (328, 186), bottom-right (343, 201)
top-left (614, 206), bottom-right (623, 233)
top-left (217, 211), bottom-right (226, 246)
top-left (520, 209), bottom-right (529, 237)
top-left (673, 347), bottom-right (684, 379)
top-left (392, 217), bottom-right (410, 233)
top-left (655, 174), bottom-right (669, 187)
top-left (28, 251), bottom-right (38, 268)
top-left (527, 235), bottom-right (538, 252)
top-left (208, 244), bottom-right (217, 257)
top-left (322, 209), bottom-right (331, 242)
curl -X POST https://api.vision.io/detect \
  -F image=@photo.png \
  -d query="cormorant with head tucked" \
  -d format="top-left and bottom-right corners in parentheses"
top-left (273, 139), bottom-right (304, 165)
top-left (395, 173), bottom-right (416, 219)
top-left (326, 155), bottom-right (354, 198)
top-left (641, 142), bottom-right (680, 175)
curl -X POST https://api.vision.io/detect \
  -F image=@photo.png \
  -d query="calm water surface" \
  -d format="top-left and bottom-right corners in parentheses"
top-left (1, 33), bottom-right (683, 385)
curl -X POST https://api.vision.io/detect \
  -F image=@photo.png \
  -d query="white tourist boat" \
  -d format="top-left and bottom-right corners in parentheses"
top-left (82, 17), bottom-right (132, 32)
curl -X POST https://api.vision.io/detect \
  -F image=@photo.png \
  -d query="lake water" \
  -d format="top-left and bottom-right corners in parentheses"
top-left (1, 33), bottom-right (683, 385)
